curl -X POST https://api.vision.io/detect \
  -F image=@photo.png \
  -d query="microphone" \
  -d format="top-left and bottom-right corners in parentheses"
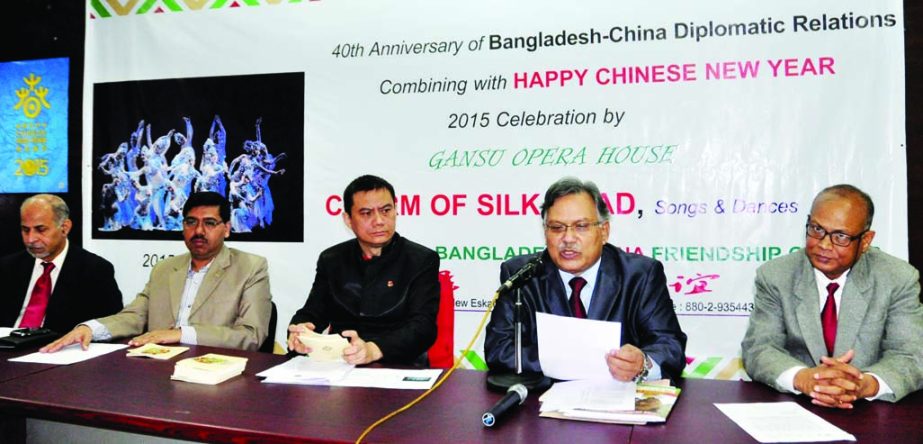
top-left (482, 383), bottom-right (528, 427)
top-left (496, 253), bottom-right (543, 294)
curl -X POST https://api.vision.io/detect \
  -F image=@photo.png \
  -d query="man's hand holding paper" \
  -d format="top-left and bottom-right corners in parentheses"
top-left (293, 328), bottom-right (349, 362)
top-left (286, 322), bottom-right (317, 355)
top-left (606, 344), bottom-right (646, 382)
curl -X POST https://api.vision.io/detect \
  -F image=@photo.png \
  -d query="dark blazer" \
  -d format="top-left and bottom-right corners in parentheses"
top-left (0, 246), bottom-right (123, 334)
top-left (485, 244), bottom-right (687, 381)
top-left (290, 233), bottom-right (440, 365)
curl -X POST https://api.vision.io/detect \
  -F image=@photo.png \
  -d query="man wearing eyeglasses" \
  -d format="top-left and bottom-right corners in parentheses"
top-left (742, 184), bottom-right (923, 407)
top-left (485, 177), bottom-right (687, 382)
top-left (43, 192), bottom-right (272, 352)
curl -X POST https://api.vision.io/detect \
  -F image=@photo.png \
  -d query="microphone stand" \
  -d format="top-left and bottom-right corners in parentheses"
top-left (486, 287), bottom-right (551, 393)
top-left (514, 287), bottom-right (523, 374)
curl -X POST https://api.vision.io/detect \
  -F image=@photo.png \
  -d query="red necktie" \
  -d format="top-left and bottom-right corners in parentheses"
top-left (821, 282), bottom-right (839, 356)
top-left (569, 277), bottom-right (587, 319)
top-left (20, 262), bottom-right (55, 328)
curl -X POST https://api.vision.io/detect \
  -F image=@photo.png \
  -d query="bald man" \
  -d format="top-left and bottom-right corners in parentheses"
top-left (742, 184), bottom-right (923, 408)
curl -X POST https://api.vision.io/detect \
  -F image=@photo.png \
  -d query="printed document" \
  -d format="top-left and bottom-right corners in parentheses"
top-left (715, 402), bottom-right (856, 442)
top-left (10, 343), bottom-right (128, 365)
top-left (257, 356), bottom-right (354, 384)
top-left (258, 356), bottom-right (442, 389)
top-left (540, 378), bottom-right (636, 413)
top-left (337, 368), bottom-right (442, 390)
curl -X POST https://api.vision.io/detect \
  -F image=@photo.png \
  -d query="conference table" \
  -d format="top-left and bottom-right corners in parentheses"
top-left (0, 344), bottom-right (919, 443)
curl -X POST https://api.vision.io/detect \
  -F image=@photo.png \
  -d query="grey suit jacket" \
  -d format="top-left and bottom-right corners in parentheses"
top-left (98, 246), bottom-right (272, 351)
top-left (741, 247), bottom-right (923, 401)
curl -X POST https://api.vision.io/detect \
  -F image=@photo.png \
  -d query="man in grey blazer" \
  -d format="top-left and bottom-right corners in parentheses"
top-left (43, 192), bottom-right (272, 352)
top-left (742, 184), bottom-right (923, 408)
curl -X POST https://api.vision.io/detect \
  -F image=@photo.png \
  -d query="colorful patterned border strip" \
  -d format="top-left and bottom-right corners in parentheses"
top-left (461, 350), bottom-right (489, 371)
top-left (89, 0), bottom-right (313, 19)
top-left (683, 356), bottom-right (749, 381)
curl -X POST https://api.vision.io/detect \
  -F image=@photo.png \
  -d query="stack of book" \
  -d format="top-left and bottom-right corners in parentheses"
top-left (171, 354), bottom-right (248, 385)
top-left (540, 380), bottom-right (681, 425)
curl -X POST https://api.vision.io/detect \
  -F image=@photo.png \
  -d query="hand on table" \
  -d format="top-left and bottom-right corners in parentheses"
top-left (129, 328), bottom-right (181, 347)
top-left (794, 349), bottom-right (878, 408)
top-left (40, 325), bottom-right (93, 353)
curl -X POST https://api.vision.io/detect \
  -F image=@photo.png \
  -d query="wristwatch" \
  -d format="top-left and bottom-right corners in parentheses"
top-left (634, 353), bottom-right (653, 383)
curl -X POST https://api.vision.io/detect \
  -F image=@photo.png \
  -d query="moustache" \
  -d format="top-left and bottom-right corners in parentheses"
top-left (191, 235), bottom-right (207, 241)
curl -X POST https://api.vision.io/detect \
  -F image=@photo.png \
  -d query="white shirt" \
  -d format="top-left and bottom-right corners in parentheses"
top-left (813, 268), bottom-right (849, 317)
top-left (173, 262), bottom-right (211, 344)
top-left (14, 240), bottom-right (69, 328)
top-left (557, 258), bottom-right (601, 314)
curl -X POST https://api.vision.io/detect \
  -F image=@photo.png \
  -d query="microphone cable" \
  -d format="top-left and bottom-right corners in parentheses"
top-left (355, 289), bottom-right (502, 443)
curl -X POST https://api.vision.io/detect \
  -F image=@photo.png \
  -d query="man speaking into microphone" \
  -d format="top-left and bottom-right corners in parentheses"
top-left (485, 177), bottom-right (687, 383)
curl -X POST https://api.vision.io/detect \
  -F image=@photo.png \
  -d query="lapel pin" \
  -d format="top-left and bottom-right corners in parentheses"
top-left (387, 280), bottom-right (394, 287)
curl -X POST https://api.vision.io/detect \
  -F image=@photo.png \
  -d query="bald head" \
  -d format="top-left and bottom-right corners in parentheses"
top-left (811, 184), bottom-right (874, 231)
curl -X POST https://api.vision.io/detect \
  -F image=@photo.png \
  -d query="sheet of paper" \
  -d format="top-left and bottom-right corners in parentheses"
top-left (539, 379), bottom-right (636, 413)
top-left (258, 357), bottom-right (441, 390)
top-left (536, 312), bottom-right (620, 380)
top-left (336, 368), bottom-right (443, 390)
top-left (257, 356), bottom-right (354, 384)
top-left (714, 402), bottom-right (856, 443)
top-left (0, 328), bottom-right (15, 337)
top-left (9, 343), bottom-right (129, 365)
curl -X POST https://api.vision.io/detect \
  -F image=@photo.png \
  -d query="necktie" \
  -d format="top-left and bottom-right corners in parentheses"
top-left (821, 282), bottom-right (839, 356)
top-left (20, 262), bottom-right (55, 328)
top-left (569, 277), bottom-right (587, 319)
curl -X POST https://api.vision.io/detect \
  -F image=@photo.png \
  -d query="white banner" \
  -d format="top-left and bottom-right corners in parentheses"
top-left (83, 0), bottom-right (907, 377)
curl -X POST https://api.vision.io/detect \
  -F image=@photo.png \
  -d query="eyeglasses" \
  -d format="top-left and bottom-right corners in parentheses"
top-left (182, 218), bottom-right (225, 230)
top-left (544, 221), bottom-right (602, 235)
top-left (805, 220), bottom-right (867, 247)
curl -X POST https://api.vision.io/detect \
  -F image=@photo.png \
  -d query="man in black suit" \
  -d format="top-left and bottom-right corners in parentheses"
top-left (485, 177), bottom-right (687, 382)
top-left (0, 194), bottom-right (122, 334)
top-left (287, 175), bottom-right (440, 365)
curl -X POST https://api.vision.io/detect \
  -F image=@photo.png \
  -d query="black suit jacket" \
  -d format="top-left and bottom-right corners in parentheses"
top-left (485, 244), bottom-right (687, 381)
top-left (290, 233), bottom-right (440, 365)
top-left (0, 247), bottom-right (123, 334)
